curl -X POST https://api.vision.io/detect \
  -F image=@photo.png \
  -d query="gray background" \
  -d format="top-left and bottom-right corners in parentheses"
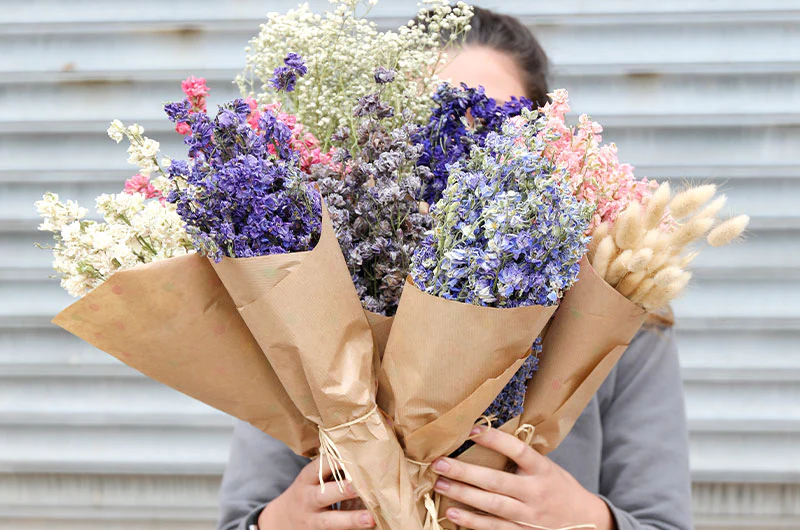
top-left (1, 1), bottom-right (798, 528)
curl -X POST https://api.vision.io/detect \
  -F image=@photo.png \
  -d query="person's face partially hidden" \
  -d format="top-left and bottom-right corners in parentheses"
top-left (438, 45), bottom-right (528, 103)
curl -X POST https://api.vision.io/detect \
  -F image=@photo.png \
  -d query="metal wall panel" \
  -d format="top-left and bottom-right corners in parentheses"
top-left (0, 1), bottom-right (797, 528)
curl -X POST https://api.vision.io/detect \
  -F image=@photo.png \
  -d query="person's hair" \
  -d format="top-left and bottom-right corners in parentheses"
top-left (446, 6), bottom-right (550, 107)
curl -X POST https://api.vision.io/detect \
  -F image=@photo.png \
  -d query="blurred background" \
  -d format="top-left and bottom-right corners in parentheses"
top-left (1, 1), bottom-right (798, 528)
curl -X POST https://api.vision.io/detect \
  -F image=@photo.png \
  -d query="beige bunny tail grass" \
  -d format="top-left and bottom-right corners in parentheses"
top-left (588, 222), bottom-right (610, 259)
top-left (699, 195), bottom-right (727, 219)
top-left (643, 228), bottom-right (670, 252)
top-left (630, 278), bottom-right (656, 305)
top-left (668, 184), bottom-right (717, 219)
top-left (670, 216), bottom-right (716, 249)
top-left (607, 249), bottom-right (634, 286)
top-left (617, 271), bottom-right (646, 298)
top-left (680, 251), bottom-right (700, 268)
top-left (628, 248), bottom-right (654, 273)
top-left (707, 215), bottom-right (750, 247)
top-left (643, 181), bottom-right (671, 229)
top-left (646, 248), bottom-right (674, 273)
top-left (641, 270), bottom-right (692, 311)
top-left (653, 265), bottom-right (685, 288)
top-left (592, 235), bottom-right (617, 280)
top-left (614, 202), bottom-right (645, 250)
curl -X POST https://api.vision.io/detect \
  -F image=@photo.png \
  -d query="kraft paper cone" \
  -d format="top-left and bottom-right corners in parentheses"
top-left (212, 209), bottom-right (421, 530)
top-left (436, 257), bottom-right (646, 529)
top-left (524, 257), bottom-right (646, 454)
top-left (52, 253), bottom-right (319, 456)
top-left (378, 280), bottom-right (556, 522)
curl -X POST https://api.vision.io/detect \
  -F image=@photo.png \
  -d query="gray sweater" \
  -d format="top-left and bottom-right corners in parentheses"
top-left (217, 325), bottom-right (693, 530)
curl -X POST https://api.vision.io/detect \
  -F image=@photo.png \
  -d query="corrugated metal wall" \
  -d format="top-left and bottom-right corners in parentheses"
top-left (1, 1), bottom-right (798, 528)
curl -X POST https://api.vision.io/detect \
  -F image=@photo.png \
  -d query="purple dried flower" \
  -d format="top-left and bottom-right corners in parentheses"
top-left (309, 90), bottom-right (429, 316)
top-left (353, 93), bottom-right (394, 119)
top-left (414, 83), bottom-right (533, 205)
top-left (373, 67), bottom-right (396, 85)
top-left (283, 52), bottom-right (308, 74)
top-left (270, 53), bottom-right (308, 93)
top-left (163, 98), bottom-right (321, 260)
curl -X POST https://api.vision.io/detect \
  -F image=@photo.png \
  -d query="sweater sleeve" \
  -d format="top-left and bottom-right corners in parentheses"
top-left (598, 326), bottom-right (694, 530)
top-left (217, 420), bottom-right (309, 530)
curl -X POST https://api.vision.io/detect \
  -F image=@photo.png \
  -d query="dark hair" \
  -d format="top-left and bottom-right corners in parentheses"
top-left (460, 6), bottom-right (550, 107)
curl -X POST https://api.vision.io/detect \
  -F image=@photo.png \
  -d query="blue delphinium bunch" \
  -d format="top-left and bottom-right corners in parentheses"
top-left (414, 83), bottom-right (532, 205)
top-left (163, 96), bottom-right (321, 261)
top-left (410, 111), bottom-right (593, 453)
top-left (410, 117), bottom-right (592, 307)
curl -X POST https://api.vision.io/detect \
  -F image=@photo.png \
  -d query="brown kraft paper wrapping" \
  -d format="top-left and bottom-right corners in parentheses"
top-left (437, 257), bottom-right (647, 529)
top-left (378, 279), bottom-right (557, 523)
top-left (52, 252), bottom-right (319, 456)
top-left (211, 209), bottom-right (421, 530)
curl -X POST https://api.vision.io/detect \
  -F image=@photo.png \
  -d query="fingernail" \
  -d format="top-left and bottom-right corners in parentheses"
top-left (433, 458), bottom-right (451, 473)
top-left (346, 482), bottom-right (355, 495)
top-left (446, 508), bottom-right (461, 521)
top-left (470, 425), bottom-right (486, 436)
top-left (434, 478), bottom-right (450, 492)
top-left (360, 512), bottom-right (373, 525)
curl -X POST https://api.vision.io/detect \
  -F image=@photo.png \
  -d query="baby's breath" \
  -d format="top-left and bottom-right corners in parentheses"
top-left (237, 0), bottom-right (473, 152)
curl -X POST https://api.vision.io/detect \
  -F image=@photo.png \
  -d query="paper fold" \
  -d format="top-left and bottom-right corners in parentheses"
top-left (53, 253), bottom-right (319, 456)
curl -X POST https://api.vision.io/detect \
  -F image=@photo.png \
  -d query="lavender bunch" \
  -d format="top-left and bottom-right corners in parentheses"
top-left (415, 83), bottom-right (533, 205)
top-left (163, 97), bottom-right (321, 260)
top-left (410, 112), bottom-right (593, 450)
top-left (310, 69), bottom-right (431, 315)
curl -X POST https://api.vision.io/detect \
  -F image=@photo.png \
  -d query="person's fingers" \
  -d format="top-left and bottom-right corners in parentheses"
top-left (471, 426), bottom-right (546, 476)
top-left (431, 455), bottom-right (526, 499)
top-left (299, 457), bottom-right (334, 484)
top-left (316, 508), bottom-right (375, 529)
top-left (433, 477), bottom-right (527, 521)
top-left (308, 480), bottom-right (360, 509)
top-left (443, 506), bottom-right (519, 530)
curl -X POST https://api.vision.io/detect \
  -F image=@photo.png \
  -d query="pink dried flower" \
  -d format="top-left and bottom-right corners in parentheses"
top-left (539, 89), bottom-right (657, 232)
top-left (181, 76), bottom-right (209, 113)
top-left (174, 121), bottom-right (191, 135)
top-left (123, 174), bottom-right (162, 200)
top-left (245, 99), bottom-right (335, 173)
top-left (181, 76), bottom-right (209, 98)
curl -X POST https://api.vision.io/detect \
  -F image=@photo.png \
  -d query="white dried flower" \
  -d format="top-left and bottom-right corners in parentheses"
top-left (237, 0), bottom-right (473, 150)
top-left (107, 119), bottom-right (125, 143)
top-left (36, 189), bottom-right (193, 298)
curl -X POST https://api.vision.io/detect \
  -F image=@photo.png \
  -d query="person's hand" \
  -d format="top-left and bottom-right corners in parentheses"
top-left (258, 457), bottom-right (375, 529)
top-left (432, 427), bottom-right (615, 530)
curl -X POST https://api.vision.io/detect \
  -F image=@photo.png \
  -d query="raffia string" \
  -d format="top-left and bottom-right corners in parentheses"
top-left (514, 423), bottom-right (536, 446)
top-left (317, 405), bottom-right (379, 493)
top-left (423, 492), bottom-right (446, 530)
top-left (510, 424), bottom-right (597, 530)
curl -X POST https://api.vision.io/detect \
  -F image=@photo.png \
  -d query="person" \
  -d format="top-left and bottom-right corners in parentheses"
top-left (217, 7), bottom-right (693, 530)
